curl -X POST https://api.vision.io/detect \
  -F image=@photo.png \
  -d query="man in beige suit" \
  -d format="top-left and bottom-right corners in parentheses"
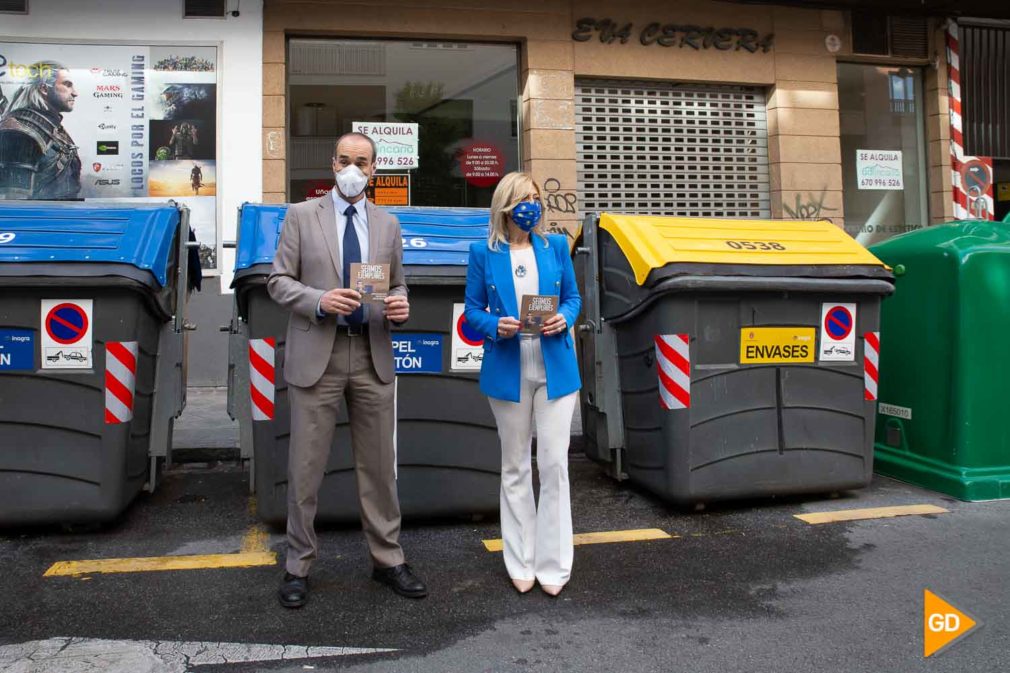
top-left (268, 132), bottom-right (427, 608)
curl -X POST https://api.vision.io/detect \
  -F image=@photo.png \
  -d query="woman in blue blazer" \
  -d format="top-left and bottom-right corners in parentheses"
top-left (465, 172), bottom-right (581, 596)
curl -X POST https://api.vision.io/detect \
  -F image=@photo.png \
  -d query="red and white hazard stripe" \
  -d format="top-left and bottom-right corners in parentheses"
top-left (655, 334), bottom-right (690, 410)
top-left (105, 341), bottom-right (138, 424)
top-left (947, 22), bottom-right (994, 221)
top-left (864, 332), bottom-right (880, 402)
top-left (249, 337), bottom-right (275, 421)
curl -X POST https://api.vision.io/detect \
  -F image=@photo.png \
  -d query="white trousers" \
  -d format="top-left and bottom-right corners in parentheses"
top-left (488, 337), bottom-right (577, 586)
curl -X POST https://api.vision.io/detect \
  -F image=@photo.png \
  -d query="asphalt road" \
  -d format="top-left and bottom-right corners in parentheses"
top-left (1, 457), bottom-right (1008, 672)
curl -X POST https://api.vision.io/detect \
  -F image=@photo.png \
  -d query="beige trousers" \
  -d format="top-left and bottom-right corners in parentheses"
top-left (285, 331), bottom-right (404, 577)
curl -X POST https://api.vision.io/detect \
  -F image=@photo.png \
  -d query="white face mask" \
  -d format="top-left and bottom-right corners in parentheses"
top-left (335, 164), bottom-right (369, 198)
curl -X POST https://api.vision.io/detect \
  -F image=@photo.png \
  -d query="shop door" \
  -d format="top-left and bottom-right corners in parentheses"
top-left (575, 80), bottom-right (771, 218)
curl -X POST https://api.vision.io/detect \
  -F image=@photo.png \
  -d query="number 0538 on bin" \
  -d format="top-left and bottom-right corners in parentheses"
top-left (740, 327), bottom-right (816, 364)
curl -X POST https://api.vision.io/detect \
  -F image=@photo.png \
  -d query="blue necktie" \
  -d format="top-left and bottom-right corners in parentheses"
top-left (342, 204), bottom-right (364, 325)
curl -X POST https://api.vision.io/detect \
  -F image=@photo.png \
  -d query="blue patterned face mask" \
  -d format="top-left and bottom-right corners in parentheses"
top-left (511, 200), bottom-right (542, 232)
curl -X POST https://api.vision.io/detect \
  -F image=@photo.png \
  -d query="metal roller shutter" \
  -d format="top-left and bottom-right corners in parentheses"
top-left (576, 80), bottom-right (771, 218)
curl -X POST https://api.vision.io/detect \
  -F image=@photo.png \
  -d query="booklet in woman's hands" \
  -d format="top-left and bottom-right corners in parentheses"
top-left (520, 294), bottom-right (559, 334)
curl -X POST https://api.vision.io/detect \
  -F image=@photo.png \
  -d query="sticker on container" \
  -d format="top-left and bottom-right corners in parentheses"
top-left (0, 329), bottom-right (34, 371)
top-left (878, 403), bottom-right (911, 420)
top-left (819, 303), bottom-right (856, 362)
top-left (41, 299), bottom-right (93, 369)
top-left (655, 334), bottom-right (690, 410)
top-left (450, 303), bottom-right (483, 372)
top-left (393, 333), bottom-right (442, 374)
top-left (740, 327), bottom-right (815, 364)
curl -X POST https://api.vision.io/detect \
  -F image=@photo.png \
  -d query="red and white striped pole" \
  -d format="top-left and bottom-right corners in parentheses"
top-left (864, 332), bottom-right (880, 402)
top-left (947, 22), bottom-right (994, 221)
top-left (249, 337), bottom-right (275, 421)
top-left (655, 334), bottom-right (690, 410)
top-left (105, 341), bottom-right (138, 424)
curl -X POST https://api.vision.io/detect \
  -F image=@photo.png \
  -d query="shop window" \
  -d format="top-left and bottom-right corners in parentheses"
top-left (287, 38), bottom-right (519, 207)
top-left (838, 64), bottom-right (928, 245)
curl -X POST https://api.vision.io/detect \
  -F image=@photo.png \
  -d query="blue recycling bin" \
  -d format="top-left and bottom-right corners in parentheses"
top-left (228, 203), bottom-right (500, 524)
top-left (0, 202), bottom-right (190, 525)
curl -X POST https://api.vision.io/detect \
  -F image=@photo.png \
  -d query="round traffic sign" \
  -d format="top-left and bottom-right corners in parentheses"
top-left (456, 312), bottom-right (483, 347)
top-left (45, 303), bottom-right (89, 345)
top-left (960, 159), bottom-right (992, 197)
top-left (824, 305), bottom-right (853, 341)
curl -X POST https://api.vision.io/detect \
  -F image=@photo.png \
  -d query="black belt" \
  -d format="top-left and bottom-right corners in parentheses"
top-left (336, 323), bottom-right (368, 336)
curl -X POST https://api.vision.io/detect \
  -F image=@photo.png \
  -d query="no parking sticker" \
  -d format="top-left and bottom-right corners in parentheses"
top-left (41, 299), bottom-right (93, 369)
top-left (450, 303), bottom-right (484, 372)
top-left (819, 302), bottom-right (856, 362)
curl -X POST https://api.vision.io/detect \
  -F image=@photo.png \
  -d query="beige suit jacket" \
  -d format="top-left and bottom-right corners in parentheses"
top-left (267, 191), bottom-right (407, 388)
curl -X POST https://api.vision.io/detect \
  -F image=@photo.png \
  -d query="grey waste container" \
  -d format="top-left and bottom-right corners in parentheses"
top-left (0, 202), bottom-right (191, 525)
top-left (228, 203), bottom-right (499, 525)
top-left (576, 213), bottom-right (894, 506)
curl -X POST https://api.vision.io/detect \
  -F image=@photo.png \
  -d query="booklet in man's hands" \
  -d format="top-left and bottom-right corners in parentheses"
top-left (350, 262), bottom-right (390, 303)
top-left (520, 294), bottom-right (559, 334)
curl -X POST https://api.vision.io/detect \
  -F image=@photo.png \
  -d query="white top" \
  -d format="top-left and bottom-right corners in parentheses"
top-left (510, 245), bottom-right (539, 339)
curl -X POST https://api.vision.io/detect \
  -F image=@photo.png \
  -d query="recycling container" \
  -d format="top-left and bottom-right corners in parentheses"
top-left (228, 203), bottom-right (499, 524)
top-left (0, 202), bottom-right (191, 525)
top-left (871, 221), bottom-right (1010, 500)
top-left (576, 213), bottom-right (894, 505)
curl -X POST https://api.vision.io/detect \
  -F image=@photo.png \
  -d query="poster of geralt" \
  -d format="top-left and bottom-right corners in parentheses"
top-left (0, 43), bottom-right (220, 271)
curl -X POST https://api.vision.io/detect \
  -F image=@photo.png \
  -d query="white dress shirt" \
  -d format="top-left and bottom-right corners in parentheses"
top-left (331, 189), bottom-right (370, 267)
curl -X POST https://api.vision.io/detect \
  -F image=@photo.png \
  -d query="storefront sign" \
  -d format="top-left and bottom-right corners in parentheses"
top-left (352, 121), bottom-right (419, 169)
top-left (856, 150), bottom-right (904, 190)
top-left (572, 18), bottom-right (774, 53)
top-left (304, 179), bottom-right (332, 200)
top-left (367, 174), bottom-right (410, 206)
top-left (459, 141), bottom-right (504, 188)
top-left (0, 43), bottom-right (220, 270)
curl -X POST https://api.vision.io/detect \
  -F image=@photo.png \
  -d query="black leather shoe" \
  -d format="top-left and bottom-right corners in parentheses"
top-left (372, 563), bottom-right (427, 598)
top-left (278, 572), bottom-right (309, 608)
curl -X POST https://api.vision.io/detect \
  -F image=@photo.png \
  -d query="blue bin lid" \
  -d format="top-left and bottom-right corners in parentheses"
top-left (234, 203), bottom-right (489, 271)
top-left (0, 201), bottom-right (180, 287)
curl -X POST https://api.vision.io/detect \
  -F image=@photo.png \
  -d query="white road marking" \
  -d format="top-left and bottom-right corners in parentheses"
top-left (0, 637), bottom-right (397, 672)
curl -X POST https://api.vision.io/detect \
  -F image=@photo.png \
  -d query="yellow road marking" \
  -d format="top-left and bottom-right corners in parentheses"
top-left (482, 528), bottom-right (674, 552)
top-left (794, 504), bottom-right (949, 525)
top-left (44, 498), bottom-right (277, 577)
top-left (240, 523), bottom-right (271, 554)
top-left (44, 551), bottom-right (277, 577)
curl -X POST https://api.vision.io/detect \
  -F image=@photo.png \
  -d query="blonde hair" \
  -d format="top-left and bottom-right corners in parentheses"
top-left (488, 171), bottom-right (546, 250)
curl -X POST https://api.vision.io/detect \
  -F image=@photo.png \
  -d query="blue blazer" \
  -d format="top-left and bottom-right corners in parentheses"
top-left (465, 234), bottom-right (582, 402)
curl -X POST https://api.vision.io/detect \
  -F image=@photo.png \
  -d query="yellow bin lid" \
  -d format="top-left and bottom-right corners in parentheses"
top-left (598, 213), bottom-right (889, 286)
